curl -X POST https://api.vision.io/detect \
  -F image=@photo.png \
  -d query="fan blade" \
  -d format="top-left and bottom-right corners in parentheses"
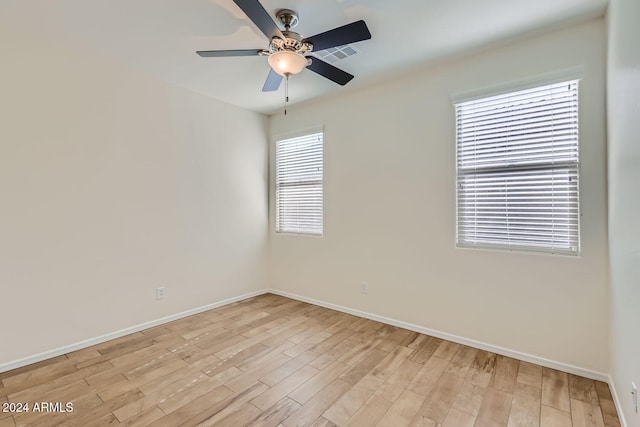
top-left (306, 57), bottom-right (354, 86)
top-left (197, 49), bottom-right (262, 57)
top-left (233, 0), bottom-right (284, 41)
top-left (262, 68), bottom-right (283, 92)
top-left (303, 20), bottom-right (371, 51)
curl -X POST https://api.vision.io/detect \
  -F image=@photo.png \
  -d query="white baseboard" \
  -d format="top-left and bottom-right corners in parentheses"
top-left (0, 290), bottom-right (269, 374)
top-left (608, 375), bottom-right (629, 427)
top-left (267, 288), bottom-right (610, 383)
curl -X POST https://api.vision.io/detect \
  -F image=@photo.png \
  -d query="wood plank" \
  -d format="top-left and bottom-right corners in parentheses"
top-left (0, 397), bottom-right (9, 421)
top-left (101, 359), bottom-right (188, 401)
top-left (0, 356), bottom-right (69, 384)
top-left (284, 332), bottom-right (332, 358)
top-left (337, 340), bottom-right (384, 366)
top-left (225, 354), bottom-right (292, 394)
top-left (95, 333), bottom-right (156, 358)
top-left (568, 374), bottom-right (599, 406)
top-left (137, 365), bottom-right (204, 395)
top-left (376, 389), bottom-right (425, 426)
top-left (48, 389), bottom-right (140, 427)
top-left (0, 396), bottom-right (12, 424)
top-left (598, 398), bottom-right (621, 427)
top-left (198, 342), bottom-right (270, 379)
top-left (121, 406), bottom-right (166, 427)
top-left (8, 361), bottom-right (110, 402)
top-left (370, 347), bottom-right (413, 381)
top-left (451, 379), bottom-right (486, 417)
top-left (323, 374), bottom-right (384, 425)
top-left (145, 385), bottom-right (233, 426)
top-left (246, 397), bottom-right (300, 427)
top-left (251, 365), bottom-right (318, 410)
top-left (442, 407), bottom-right (476, 427)
top-left (540, 404), bottom-right (572, 427)
top-left (310, 339), bottom-right (359, 371)
top-left (156, 370), bottom-right (241, 414)
top-left (508, 385), bottom-right (541, 427)
top-left (432, 341), bottom-right (460, 361)
top-left (408, 336), bottom-right (442, 364)
top-left (444, 345), bottom-right (478, 378)
top-left (114, 367), bottom-right (239, 422)
top-left (190, 382), bottom-right (268, 426)
top-left (346, 317), bottom-right (370, 332)
top-left (570, 398), bottom-right (605, 427)
top-left (408, 356), bottom-right (449, 397)
top-left (376, 328), bottom-right (412, 353)
top-left (408, 415), bottom-right (438, 426)
top-left (235, 338), bottom-right (297, 373)
top-left (516, 361), bottom-right (542, 389)
top-left (214, 338), bottom-right (270, 363)
top-left (265, 316), bottom-right (316, 340)
top-left (287, 324), bottom-right (331, 347)
top-left (339, 349), bottom-right (388, 384)
top-left (353, 319), bottom-right (386, 336)
top-left (402, 333), bottom-right (427, 350)
top-left (259, 350), bottom-right (319, 387)
top-left (65, 348), bottom-right (103, 366)
top-left (475, 387), bottom-right (513, 427)
top-left (398, 332), bottom-right (422, 348)
top-left (311, 328), bottom-right (355, 355)
top-left (466, 350), bottom-right (497, 388)
top-left (491, 355), bottom-right (520, 393)
top-left (15, 394), bottom-right (103, 427)
top-left (2, 359), bottom-right (78, 395)
top-left (376, 359), bottom-right (424, 403)
top-left (192, 332), bottom-right (247, 356)
top-left (283, 379), bottom-right (350, 427)
top-left (288, 361), bottom-right (348, 405)
top-left (541, 368), bottom-right (571, 413)
top-left (412, 372), bottom-right (463, 424)
top-left (210, 402), bottom-right (263, 427)
top-left (345, 395), bottom-right (393, 426)
top-left (594, 381), bottom-right (614, 401)
top-left (310, 416), bottom-right (338, 427)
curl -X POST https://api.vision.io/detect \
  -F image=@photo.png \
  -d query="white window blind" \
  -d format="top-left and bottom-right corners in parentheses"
top-left (455, 80), bottom-right (580, 255)
top-left (276, 132), bottom-right (323, 235)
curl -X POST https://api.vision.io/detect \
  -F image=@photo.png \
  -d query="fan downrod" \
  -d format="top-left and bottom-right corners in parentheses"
top-left (276, 9), bottom-right (299, 30)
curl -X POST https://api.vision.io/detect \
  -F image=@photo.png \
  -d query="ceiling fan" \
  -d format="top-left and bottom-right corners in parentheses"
top-left (197, 0), bottom-right (372, 92)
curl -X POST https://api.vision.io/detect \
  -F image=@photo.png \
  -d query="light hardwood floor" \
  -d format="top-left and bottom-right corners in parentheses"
top-left (0, 294), bottom-right (620, 426)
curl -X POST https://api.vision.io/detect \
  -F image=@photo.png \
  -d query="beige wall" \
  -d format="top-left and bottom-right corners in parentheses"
top-left (270, 19), bottom-right (609, 373)
top-left (0, 31), bottom-right (268, 366)
top-left (607, 0), bottom-right (640, 424)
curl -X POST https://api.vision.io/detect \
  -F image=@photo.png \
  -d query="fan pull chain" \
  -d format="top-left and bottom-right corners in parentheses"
top-left (284, 75), bottom-right (289, 116)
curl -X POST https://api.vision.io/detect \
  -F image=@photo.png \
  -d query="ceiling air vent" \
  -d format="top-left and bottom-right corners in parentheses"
top-left (313, 44), bottom-right (359, 64)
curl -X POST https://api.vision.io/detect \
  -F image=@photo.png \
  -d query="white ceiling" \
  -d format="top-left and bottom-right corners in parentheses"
top-left (2, 0), bottom-right (607, 114)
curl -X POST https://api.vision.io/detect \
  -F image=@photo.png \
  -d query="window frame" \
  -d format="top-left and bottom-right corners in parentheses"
top-left (454, 79), bottom-right (581, 256)
top-left (274, 129), bottom-right (324, 237)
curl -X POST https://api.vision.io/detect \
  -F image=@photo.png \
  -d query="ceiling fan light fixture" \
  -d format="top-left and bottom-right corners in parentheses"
top-left (268, 50), bottom-right (308, 76)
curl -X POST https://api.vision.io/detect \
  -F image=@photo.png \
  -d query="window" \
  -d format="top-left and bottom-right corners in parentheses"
top-left (275, 131), bottom-right (323, 235)
top-left (455, 80), bottom-right (580, 255)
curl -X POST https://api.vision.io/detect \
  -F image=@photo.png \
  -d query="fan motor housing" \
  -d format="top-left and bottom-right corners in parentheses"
top-left (269, 10), bottom-right (313, 54)
top-left (269, 31), bottom-right (312, 54)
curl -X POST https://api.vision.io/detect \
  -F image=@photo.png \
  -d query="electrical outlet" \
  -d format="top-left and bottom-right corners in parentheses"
top-left (360, 281), bottom-right (368, 294)
top-left (156, 287), bottom-right (166, 300)
top-left (632, 382), bottom-right (638, 413)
